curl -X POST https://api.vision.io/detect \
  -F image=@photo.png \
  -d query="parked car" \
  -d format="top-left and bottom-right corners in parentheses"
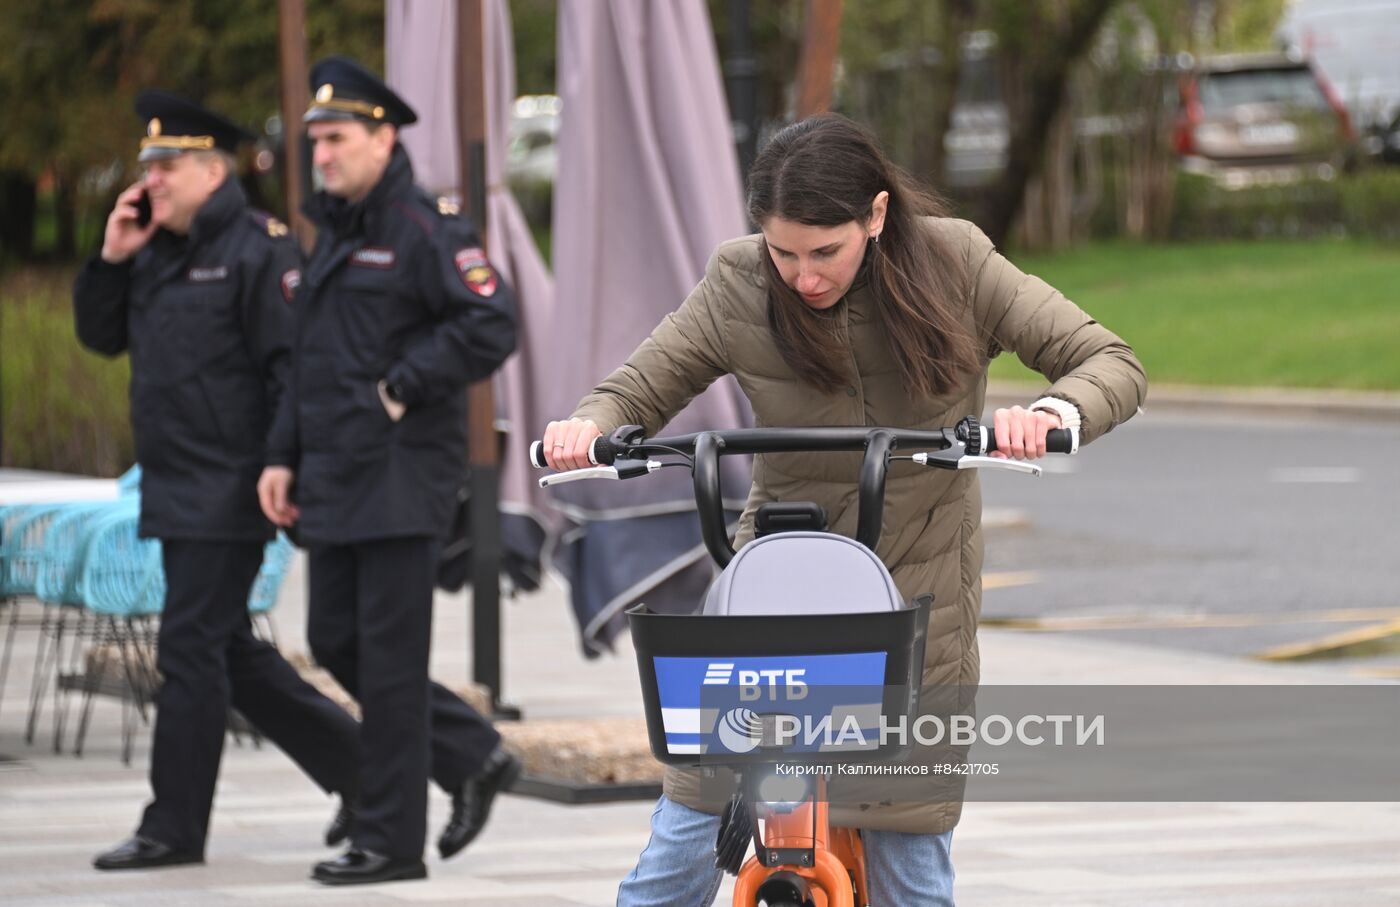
top-left (1174, 53), bottom-right (1354, 188)
top-left (507, 94), bottom-right (560, 186)
top-left (504, 94), bottom-right (560, 225)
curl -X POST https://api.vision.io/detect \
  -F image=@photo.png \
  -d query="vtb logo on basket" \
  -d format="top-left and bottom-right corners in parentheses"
top-left (704, 662), bottom-right (809, 701)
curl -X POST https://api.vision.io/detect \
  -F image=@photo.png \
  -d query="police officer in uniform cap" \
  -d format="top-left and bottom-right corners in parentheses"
top-left (75, 91), bottom-right (362, 871)
top-left (257, 57), bottom-right (520, 886)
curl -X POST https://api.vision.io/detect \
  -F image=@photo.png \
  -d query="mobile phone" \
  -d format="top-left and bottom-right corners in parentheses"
top-left (134, 190), bottom-right (152, 228)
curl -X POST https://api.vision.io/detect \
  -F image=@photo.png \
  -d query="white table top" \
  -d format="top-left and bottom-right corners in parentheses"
top-left (0, 479), bottom-right (121, 505)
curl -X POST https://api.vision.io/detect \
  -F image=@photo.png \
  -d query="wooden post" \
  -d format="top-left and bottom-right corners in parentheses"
top-left (454, 0), bottom-right (517, 719)
top-left (276, 0), bottom-right (314, 249)
top-left (795, 0), bottom-right (844, 119)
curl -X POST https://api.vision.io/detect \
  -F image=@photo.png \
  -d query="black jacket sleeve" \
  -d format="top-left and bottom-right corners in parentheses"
top-left (72, 255), bottom-right (133, 356)
top-left (384, 218), bottom-right (518, 407)
top-left (240, 236), bottom-right (299, 466)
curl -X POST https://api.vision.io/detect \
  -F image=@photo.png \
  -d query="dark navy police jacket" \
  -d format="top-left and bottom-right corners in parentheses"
top-left (269, 145), bottom-right (517, 544)
top-left (73, 178), bottom-right (299, 542)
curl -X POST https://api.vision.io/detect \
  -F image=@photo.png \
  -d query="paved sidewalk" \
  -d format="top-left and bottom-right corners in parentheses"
top-left (2, 553), bottom-right (1398, 906)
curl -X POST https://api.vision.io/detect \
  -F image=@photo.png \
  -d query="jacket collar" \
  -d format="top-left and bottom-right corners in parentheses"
top-left (150, 176), bottom-right (245, 254)
top-left (304, 143), bottom-right (415, 236)
top-left (186, 176), bottom-right (245, 246)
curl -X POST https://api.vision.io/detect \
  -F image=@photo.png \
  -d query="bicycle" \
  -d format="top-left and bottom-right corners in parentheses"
top-left (532, 417), bottom-right (1076, 907)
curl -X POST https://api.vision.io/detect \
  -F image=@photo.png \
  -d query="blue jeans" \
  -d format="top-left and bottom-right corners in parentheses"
top-left (617, 795), bottom-right (955, 906)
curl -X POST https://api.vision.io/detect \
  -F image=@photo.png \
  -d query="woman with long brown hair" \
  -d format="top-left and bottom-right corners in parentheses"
top-left (543, 113), bottom-right (1146, 905)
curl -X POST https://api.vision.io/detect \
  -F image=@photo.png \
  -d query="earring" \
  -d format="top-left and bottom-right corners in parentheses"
top-left (872, 233), bottom-right (880, 244)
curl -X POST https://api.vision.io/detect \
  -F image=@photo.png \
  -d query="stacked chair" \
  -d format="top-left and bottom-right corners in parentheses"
top-left (0, 466), bottom-right (295, 763)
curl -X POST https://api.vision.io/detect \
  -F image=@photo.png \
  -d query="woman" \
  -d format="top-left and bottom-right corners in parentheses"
top-left (543, 114), bottom-right (1146, 906)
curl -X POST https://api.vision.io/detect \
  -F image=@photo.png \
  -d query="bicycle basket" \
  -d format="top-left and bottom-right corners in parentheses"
top-left (627, 533), bottom-right (930, 768)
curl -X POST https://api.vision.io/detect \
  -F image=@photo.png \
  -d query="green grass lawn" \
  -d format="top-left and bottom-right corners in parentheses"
top-left (989, 239), bottom-right (1400, 391)
top-left (1, 265), bottom-right (134, 474)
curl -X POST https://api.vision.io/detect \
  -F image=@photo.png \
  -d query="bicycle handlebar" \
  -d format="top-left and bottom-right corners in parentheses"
top-left (529, 419), bottom-right (1078, 568)
top-left (530, 424), bottom-right (1076, 468)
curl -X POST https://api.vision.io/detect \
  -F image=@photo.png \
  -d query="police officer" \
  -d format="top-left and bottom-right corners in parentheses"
top-left (256, 57), bottom-right (520, 886)
top-left (74, 92), bottom-right (361, 871)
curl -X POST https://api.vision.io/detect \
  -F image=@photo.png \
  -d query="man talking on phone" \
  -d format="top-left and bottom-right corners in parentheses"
top-left (73, 91), bottom-right (361, 871)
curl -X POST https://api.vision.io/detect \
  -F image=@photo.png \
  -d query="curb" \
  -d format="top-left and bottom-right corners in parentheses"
top-left (985, 381), bottom-right (1400, 422)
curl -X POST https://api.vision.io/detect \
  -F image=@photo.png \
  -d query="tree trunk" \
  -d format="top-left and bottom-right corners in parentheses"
top-left (982, 0), bottom-right (1118, 248)
top-left (54, 169), bottom-right (78, 259)
top-left (1123, 61), bottom-right (1177, 240)
top-left (0, 171), bottom-right (37, 260)
top-left (795, 0), bottom-right (844, 118)
top-left (1038, 91), bottom-right (1075, 251)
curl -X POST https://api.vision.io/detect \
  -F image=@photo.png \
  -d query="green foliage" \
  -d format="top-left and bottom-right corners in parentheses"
top-left (706, 0), bottom-right (804, 138)
top-left (0, 0), bottom-right (383, 255)
top-left (510, 0), bottom-right (557, 95)
top-left (1, 266), bottom-right (134, 475)
top-left (838, 0), bottom-right (942, 73)
top-left (1214, 0), bottom-right (1290, 52)
top-left (1170, 172), bottom-right (1342, 240)
top-left (988, 238), bottom-right (1400, 390)
top-left (1171, 170), bottom-right (1400, 242)
top-left (1336, 169), bottom-right (1400, 241)
top-left (836, 0), bottom-right (947, 180)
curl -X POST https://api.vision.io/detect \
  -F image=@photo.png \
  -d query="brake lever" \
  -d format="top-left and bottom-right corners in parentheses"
top-left (539, 466), bottom-right (617, 487)
top-left (956, 455), bottom-right (1042, 476)
top-left (911, 451), bottom-right (1042, 477)
top-left (537, 460), bottom-right (662, 488)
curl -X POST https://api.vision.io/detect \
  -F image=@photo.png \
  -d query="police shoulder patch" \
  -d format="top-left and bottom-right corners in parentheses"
top-left (280, 268), bottom-right (301, 304)
top-left (454, 247), bottom-right (498, 297)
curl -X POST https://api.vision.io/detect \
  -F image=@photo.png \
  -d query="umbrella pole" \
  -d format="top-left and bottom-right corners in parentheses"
top-left (456, 0), bottom-right (520, 720)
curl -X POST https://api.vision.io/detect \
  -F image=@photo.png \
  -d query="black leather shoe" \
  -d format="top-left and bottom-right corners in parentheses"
top-left (93, 835), bottom-right (202, 871)
top-left (438, 746), bottom-right (522, 859)
top-left (312, 848), bottom-right (427, 885)
top-left (324, 795), bottom-right (356, 847)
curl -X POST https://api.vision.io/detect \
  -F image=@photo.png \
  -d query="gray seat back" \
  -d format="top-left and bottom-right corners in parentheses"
top-left (701, 532), bottom-right (904, 616)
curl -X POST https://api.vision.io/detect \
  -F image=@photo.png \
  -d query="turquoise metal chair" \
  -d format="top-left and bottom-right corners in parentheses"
top-left (5, 503), bottom-right (95, 747)
top-left (115, 465), bottom-right (143, 495)
top-left (29, 500), bottom-right (143, 752)
top-left (0, 466), bottom-right (139, 748)
top-left (1, 462), bottom-right (299, 761)
top-left (67, 522), bottom-right (298, 763)
top-left (70, 506), bottom-right (165, 763)
top-left (0, 502), bottom-right (54, 725)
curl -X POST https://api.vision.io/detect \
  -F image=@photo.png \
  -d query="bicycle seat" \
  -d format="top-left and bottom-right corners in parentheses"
top-left (702, 532), bottom-right (904, 617)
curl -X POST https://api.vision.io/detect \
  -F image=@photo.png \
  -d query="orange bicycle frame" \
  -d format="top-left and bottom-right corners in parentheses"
top-left (732, 777), bottom-right (869, 907)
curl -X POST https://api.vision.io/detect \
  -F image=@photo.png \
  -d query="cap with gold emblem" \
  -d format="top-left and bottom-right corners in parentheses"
top-left (134, 91), bottom-right (254, 163)
top-left (304, 56), bottom-right (418, 127)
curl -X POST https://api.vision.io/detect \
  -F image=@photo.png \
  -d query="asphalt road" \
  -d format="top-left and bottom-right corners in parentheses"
top-left (978, 406), bottom-right (1400, 663)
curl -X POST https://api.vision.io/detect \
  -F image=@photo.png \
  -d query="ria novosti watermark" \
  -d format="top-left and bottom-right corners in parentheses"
top-left (757, 710), bottom-right (1105, 750)
top-left (690, 684), bottom-right (1400, 803)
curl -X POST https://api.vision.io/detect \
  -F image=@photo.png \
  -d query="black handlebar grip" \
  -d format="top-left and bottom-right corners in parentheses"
top-left (591, 437), bottom-right (620, 464)
top-left (529, 436), bottom-right (620, 468)
top-left (984, 427), bottom-right (1077, 455)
